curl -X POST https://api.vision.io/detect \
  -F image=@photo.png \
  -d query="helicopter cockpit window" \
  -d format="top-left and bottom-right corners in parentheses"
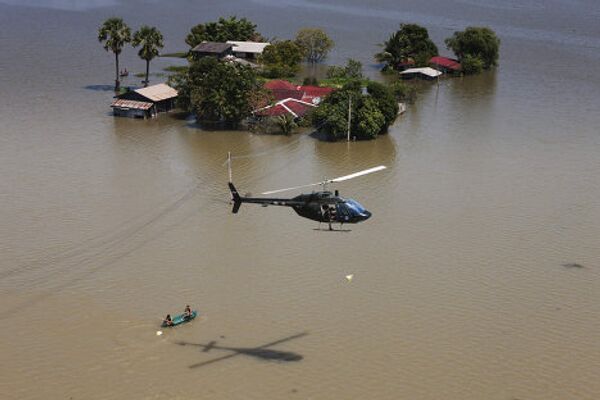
top-left (346, 199), bottom-right (366, 215)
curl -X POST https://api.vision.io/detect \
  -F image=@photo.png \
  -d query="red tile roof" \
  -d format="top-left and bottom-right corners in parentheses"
top-left (253, 98), bottom-right (316, 118)
top-left (430, 56), bottom-right (462, 71)
top-left (254, 104), bottom-right (289, 117)
top-left (264, 80), bottom-right (297, 91)
top-left (299, 86), bottom-right (335, 103)
top-left (284, 100), bottom-right (314, 118)
top-left (271, 88), bottom-right (303, 101)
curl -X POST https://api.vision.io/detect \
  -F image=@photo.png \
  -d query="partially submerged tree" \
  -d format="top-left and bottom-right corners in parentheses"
top-left (294, 28), bottom-right (334, 64)
top-left (312, 81), bottom-right (394, 141)
top-left (390, 80), bottom-right (417, 103)
top-left (375, 23), bottom-right (438, 70)
top-left (258, 40), bottom-right (304, 78)
top-left (98, 17), bottom-right (131, 90)
top-left (445, 26), bottom-right (500, 73)
top-left (172, 57), bottom-right (259, 127)
top-left (366, 81), bottom-right (399, 132)
top-left (326, 59), bottom-right (364, 84)
top-left (132, 25), bottom-right (164, 87)
top-left (185, 16), bottom-right (262, 49)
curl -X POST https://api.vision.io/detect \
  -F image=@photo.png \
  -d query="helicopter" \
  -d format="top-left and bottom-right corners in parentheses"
top-left (227, 154), bottom-right (386, 230)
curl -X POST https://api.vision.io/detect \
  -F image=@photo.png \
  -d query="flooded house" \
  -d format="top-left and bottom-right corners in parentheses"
top-left (111, 83), bottom-right (178, 119)
top-left (190, 42), bottom-right (234, 59)
top-left (429, 56), bottom-right (462, 74)
top-left (226, 41), bottom-right (270, 60)
top-left (400, 67), bottom-right (442, 80)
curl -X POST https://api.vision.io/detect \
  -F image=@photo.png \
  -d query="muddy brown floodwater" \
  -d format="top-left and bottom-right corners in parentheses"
top-left (1, 1), bottom-right (599, 399)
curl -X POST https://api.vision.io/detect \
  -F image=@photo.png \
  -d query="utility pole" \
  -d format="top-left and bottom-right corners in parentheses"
top-left (227, 151), bottom-right (232, 183)
top-left (347, 94), bottom-right (352, 142)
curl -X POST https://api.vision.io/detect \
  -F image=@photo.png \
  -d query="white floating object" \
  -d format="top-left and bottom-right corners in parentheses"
top-left (345, 274), bottom-right (354, 282)
top-left (156, 331), bottom-right (163, 336)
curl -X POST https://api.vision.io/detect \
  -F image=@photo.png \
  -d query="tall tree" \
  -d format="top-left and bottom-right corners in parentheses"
top-left (375, 23), bottom-right (438, 70)
top-left (132, 25), bottom-right (164, 87)
top-left (445, 26), bottom-right (500, 72)
top-left (185, 16), bottom-right (262, 49)
top-left (312, 81), bottom-right (391, 141)
top-left (295, 28), bottom-right (334, 64)
top-left (98, 17), bottom-right (131, 90)
top-left (258, 40), bottom-right (304, 78)
top-left (172, 57), bottom-right (259, 127)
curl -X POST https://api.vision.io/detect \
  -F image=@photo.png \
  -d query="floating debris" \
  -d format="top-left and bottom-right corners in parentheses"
top-left (345, 274), bottom-right (354, 282)
top-left (156, 331), bottom-right (163, 336)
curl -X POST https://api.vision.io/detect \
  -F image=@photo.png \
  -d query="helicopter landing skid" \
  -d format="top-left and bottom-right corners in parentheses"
top-left (315, 223), bottom-right (351, 232)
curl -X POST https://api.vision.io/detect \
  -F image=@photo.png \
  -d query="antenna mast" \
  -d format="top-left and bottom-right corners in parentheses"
top-left (227, 151), bottom-right (232, 183)
top-left (347, 94), bottom-right (352, 142)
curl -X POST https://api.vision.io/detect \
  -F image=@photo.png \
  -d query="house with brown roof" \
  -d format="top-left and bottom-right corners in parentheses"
top-left (190, 42), bottom-right (234, 59)
top-left (111, 83), bottom-right (178, 119)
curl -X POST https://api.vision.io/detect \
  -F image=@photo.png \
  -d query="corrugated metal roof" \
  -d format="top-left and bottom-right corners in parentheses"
top-left (400, 67), bottom-right (442, 78)
top-left (191, 41), bottom-right (233, 54)
top-left (111, 99), bottom-right (153, 110)
top-left (135, 83), bottom-right (178, 102)
top-left (227, 41), bottom-right (270, 54)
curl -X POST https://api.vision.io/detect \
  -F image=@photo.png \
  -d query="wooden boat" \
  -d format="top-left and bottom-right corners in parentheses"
top-left (161, 311), bottom-right (197, 327)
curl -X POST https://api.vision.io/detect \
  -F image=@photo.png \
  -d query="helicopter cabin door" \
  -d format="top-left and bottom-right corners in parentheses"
top-left (335, 203), bottom-right (351, 222)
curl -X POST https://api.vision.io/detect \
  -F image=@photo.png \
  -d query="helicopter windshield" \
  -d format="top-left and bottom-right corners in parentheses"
top-left (345, 199), bottom-right (367, 215)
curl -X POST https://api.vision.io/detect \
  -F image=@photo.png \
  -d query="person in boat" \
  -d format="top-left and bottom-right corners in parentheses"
top-left (163, 314), bottom-right (173, 326)
top-left (183, 305), bottom-right (192, 319)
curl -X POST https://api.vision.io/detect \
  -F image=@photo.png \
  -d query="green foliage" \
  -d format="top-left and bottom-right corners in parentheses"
top-left (294, 27), bottom-right (334, 64)
top-left (390, 80), bottom-right (417, 103)
top-left (98, 17), bottom-right (131, 88)
top-left (132, 25), bottom-right (164, 86)
top-left (160, 52), bottom-right (187, 58)
top-left (460, 54), bottom-right (484, 74)
top-left (445, 26), bottom-right (500, 70)
top-left (258, 40), bottom-right (304, 78)
top-left (171, 57), bottom-right (259, 127)
top-left (276, 114), bottom-right (298, 135)
top-left (375, 23), bottom-right (438, 70)
top-left (355, 97), bottom-right (385, 139)
top-left (163, 65), bottom-right (189, 73)
top-left (312, 80), bottom-right (395, 140)
top-left (303, 76), bottom-right (319, 85)
top-left (366, 81), bottom-right (399, 132)
top-left (98, 17), bottom-right (131, 55)
top-left (326, 59), bottom-right (363, 80)
top-left (185, 16), bottom-right (262, 49)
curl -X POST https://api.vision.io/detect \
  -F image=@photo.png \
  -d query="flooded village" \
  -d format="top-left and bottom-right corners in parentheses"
top-left (1, 1), bottom-right (599, 399)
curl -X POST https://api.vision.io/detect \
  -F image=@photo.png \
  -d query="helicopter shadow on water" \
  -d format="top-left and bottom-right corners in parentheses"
top-left (173, 332), bottom-right (308, 369)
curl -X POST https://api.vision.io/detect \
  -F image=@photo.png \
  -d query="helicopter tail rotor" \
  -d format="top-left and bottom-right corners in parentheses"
top-left (229, 182), bottom-right (242, 214)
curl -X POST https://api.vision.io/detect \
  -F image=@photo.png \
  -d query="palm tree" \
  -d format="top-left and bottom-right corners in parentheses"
top-left (132, 25), bottom-right (164, 87)
top-left (98, 17), bottom-right (131, 90)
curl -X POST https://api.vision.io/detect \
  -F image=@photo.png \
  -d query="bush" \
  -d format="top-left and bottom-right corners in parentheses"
top-left (445, 26), bottom-right (500, 70)
top-left (460, 54), bottom-right (484, 75)
top-left (390, 80), bottom-right (417, 103)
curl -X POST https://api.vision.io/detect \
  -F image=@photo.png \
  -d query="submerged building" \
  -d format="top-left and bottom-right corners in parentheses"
top-left (111, 83), bottom-right (178, 119)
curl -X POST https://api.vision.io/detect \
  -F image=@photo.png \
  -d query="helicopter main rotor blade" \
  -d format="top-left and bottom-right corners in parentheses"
top-left (261, 182), bottom-right (324, 195)
top-left (261, 165), bottom-right (386, 195)
top-left (328, 165), bottom-right (387, 183)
